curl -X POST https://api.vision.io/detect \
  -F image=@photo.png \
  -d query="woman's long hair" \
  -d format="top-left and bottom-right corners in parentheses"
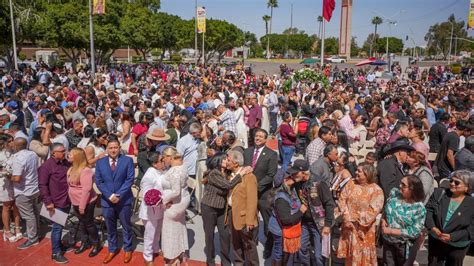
top-left (68, 148), bottom-right (88, 184)
top-left (90, 128), bottom-right (108, 147)
top-left (0, 133), bottom-right (12, 151)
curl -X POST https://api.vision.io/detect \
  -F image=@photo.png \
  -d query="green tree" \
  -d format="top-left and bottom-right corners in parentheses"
top-left (39, 2), bottom-right (89, 67)
top-left (371, 16), bottom-right (383, 56)
top-left (266, 0), bottom-right (278, 58)
top-left (375, 37), bottom-right (404, 54)
top-left (324, 37), bottom-right (339, 55)
top-left (262, 15), bottom-right (270, 35)
top-left (121, 5), bottom-right (158, 60)
top-left (362, 33), bottom-right (379, 55)
top-left (351, 37), bottom-right (359, 57)
top-left (199, 19), bottom-right (243, 63)
top-left (425, 14), bottom-right (469, 59)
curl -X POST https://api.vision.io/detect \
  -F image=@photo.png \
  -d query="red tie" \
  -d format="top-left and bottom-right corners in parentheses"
top-left (111, 159), bottom-right (116, 171)
top-left (252, 148), bottom-right (260, 168)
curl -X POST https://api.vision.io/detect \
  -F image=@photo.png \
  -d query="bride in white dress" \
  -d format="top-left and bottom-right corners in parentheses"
top-left (232, 99), bottom-right (248, 148)
top-left (259, 90), bottom-right (270, 133)
top-left (160, 147), bottom-right (190, 265)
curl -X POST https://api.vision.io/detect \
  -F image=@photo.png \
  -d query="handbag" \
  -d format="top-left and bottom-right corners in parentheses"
top-left (281, 222), bottom-right (302, 253)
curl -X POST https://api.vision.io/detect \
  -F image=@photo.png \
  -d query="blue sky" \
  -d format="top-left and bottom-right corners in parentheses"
top-left (160, 0), bottom-right (473, 48)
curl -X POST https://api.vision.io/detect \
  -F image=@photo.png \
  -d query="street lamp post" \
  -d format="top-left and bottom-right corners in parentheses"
top-left (8, 0), bottom-right (18, 71)
top-left (385, 20), bottom-right (396, 72)
top-left (195, 0), bottom-right (198, 65)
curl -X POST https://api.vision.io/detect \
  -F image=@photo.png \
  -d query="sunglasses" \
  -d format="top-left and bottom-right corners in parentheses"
top-left (450, 179), bottom-right (463, 186)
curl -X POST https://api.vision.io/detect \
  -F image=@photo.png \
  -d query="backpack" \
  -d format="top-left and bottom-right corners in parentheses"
top-left (297, 116), bottom-right (311, 136)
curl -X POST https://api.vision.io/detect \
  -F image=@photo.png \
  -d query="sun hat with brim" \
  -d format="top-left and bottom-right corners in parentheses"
top-left (383, 139), bottom-right (415, 156)
top-left (146, 128), bottom-right (171, 142)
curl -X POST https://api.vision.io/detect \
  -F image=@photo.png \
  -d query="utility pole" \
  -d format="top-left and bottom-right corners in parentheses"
top-left (89, 0), bottom-right (96, 79)
top-left (285, 3), bottom-right (293, 58)
top-left (195, 0), bottom-right (198, 64)
top-left (9, 0), bottom-right (18, 71)
top-left (320, 20), bottom-right (325, 65)
top-left (448, 21), bottom-right (454, 65)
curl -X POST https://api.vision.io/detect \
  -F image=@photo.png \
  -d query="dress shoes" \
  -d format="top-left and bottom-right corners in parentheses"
top-left (102, 252), bottom-right (118, 264)
top-left (124, 251), bottom-right (133, 263)
top-left (88, 244), bottom-right (102, 257)
top-left (74, 241), bottom-right (90, 254)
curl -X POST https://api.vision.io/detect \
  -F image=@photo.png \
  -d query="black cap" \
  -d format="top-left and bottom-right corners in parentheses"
top-left (287, 159), bottom-right (309, 175)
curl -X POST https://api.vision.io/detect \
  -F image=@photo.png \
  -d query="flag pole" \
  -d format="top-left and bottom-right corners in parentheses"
top-left (8, 0), bottom-right (18, 71)
top-left (89, 0), bottom-right (96, 80)
top-left (320, 19), bottom-right (325, 66)
top-left (202, 32), bottom-right (205, 65)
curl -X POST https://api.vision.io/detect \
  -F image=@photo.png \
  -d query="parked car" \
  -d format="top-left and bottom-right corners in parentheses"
top-left (325, 56), bottom-right (346, 63)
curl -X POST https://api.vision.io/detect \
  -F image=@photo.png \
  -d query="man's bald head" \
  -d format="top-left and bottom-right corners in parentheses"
top-left (14, 137), bottom-right (27, 151)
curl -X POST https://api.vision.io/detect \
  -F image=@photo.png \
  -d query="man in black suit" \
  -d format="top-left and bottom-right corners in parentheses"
top-left (428, 112), bottom-right (449, 153)
top-left (243, 128), bottom-right (278, 259)
top-left (377, 140), bottom-right (415, 200)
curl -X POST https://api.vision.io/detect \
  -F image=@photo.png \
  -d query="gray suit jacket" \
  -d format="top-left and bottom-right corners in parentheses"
top-left (309, 157), bottom-right (333, 182)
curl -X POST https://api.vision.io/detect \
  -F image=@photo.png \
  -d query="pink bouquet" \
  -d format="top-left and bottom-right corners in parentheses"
top-left (144, 189), bottom-right (162, 206)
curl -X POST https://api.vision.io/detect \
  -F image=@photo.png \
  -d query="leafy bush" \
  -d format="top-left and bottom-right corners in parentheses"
top-left (293, 68), bottom-right (329, 89)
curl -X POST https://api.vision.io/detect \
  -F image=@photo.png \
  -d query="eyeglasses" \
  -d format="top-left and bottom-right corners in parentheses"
top-left (54, 150), bottom-right (66, 153)
top-left (450, 179), bottom-right (463, 186)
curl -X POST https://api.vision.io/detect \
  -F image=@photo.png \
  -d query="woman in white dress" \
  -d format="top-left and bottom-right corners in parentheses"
top-left (259, 90), bottom-right (270, 133)
top-left (117, 112), bottom-right (132, 154)
top-left (161, 147), bottom-right (190, 265)
top-left (139, 153), bottom-right (166, 266)
top-left (350, 114), bottom-right (368, 150)
top-left (0, 134), bottom-right (21, 242)
top-left (232, 99), bottom-right (248, 148)
top-left (84, 128), bottom-right (108, 167)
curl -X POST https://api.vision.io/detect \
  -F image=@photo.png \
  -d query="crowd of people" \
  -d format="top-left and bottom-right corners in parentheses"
top-left (0, 60), bottom-right (473, 266)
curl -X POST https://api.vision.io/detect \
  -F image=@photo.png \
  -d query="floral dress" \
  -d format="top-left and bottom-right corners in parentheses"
top-left (383, 188), bottom-right (426, 258)
top-left (0, 150), bottom-right (13, 202)
top-left (337, 180), bottom-right (385, 266)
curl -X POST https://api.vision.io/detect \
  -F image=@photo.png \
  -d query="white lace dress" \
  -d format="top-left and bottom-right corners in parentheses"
top-left (161, 164), bottom-right (190, 260)
top-left (234, 107), bottom-right (248, 148)
top-left (260, 95), bottom-right (270, 133)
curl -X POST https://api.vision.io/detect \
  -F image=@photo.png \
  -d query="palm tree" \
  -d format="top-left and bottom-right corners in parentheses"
top-left (371, 16), bottom-right (383, 56)
top-left (263, 15), bottom-right (271, 35)
top-left (317, 16), bottom-right (323, 38)
top-left (266, 0), bottom-right (278, 59)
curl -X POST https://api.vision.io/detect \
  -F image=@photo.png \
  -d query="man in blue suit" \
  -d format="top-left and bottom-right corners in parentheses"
top-left (96, 138), bottom-right (135, 264)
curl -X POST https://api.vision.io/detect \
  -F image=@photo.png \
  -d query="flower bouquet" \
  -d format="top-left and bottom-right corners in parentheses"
top-left (144, 189), bottom-right (162, 207)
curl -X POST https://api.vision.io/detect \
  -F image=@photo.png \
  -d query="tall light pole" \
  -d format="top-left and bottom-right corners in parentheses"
top-left (89, 0), bottom-right (96, 79)
top-left (9, 0), bottom-right (18, 71)
top-left (194, 0), bottom-right (198, 64)
top-left (385, 20), bottom-right (396, 71)
top-left (448, 21), bottom-right (454, 65)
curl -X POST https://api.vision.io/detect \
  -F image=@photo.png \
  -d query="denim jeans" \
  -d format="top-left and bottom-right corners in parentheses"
top-left (281, 145), bottom-right (295, 172)
top-left (298, 222), bottom-right (325, 266)
top-left (271, 233), bottom-right (283, 261)
top-left (51, 206), bottom-right (71, 255)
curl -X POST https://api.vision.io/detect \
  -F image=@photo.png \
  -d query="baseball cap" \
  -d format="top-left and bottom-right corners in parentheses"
top-left (287, 159), bottom-right (309, 175)
top-left (6, 101), bottom-right (18, 110)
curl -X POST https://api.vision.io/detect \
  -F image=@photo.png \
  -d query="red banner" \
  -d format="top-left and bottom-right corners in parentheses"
top-left (323, 0), bottom-right (336, 22)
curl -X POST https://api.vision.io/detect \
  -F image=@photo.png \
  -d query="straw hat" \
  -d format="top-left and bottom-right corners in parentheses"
top-left (146, 128), bottom-right (170, 142)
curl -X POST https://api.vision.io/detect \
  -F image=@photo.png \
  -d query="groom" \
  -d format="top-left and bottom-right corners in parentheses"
top-left (96, 138), bottom-right (135, 264)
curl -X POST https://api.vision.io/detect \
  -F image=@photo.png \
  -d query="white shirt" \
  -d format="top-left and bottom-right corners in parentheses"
top-left (139, 167), bottom-right (165, 220)
top-left (11, 149), bottom-right (40, 196)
